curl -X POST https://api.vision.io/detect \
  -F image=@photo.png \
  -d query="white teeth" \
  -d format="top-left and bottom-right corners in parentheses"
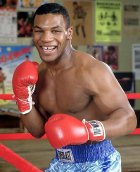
top-left (42, 46), bottom-right (55, 50)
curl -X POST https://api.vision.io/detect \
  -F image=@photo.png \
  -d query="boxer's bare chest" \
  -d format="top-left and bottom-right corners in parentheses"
top-left (38, 68), bottom-right (91, 115)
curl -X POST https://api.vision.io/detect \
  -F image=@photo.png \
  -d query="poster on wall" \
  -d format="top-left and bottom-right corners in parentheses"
top-left (87, 45), bottom-right (119, 70)
top-left (102, 45), bottom-right (118, 70)
top-left (123, 4), bottom-right (140, 37)
top-left (95, 0), bottom-right (122, 43)
top-left (17, 11), bottom-right (34, 37)
top-left (0, 10), bottom-right (17, 43)
top-left (132, 44), bottom-right (140, 80)
top-left (0, 0), bottom-right (17, 10)
top-left (87, 45), bottom-right (103, 60)
top-left (18, 0), bottom-right (51, 10)
top-left (62, 0), bottom-right (93, 45)
top-left (0, 46), bottom-right (32, 110)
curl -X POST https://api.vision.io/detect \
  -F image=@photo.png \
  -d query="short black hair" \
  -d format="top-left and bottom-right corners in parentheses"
top-left (32, 3), bottom-right (70, 29)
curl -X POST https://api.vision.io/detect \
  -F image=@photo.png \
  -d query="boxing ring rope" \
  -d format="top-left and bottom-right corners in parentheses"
top-left (0, 133), bottom-right (47, 141)
top-left (0, 93), bottom-right (44, 171)
top-left (0, 92), bottom-right (140, 171)
top-left (0, 92), bottom-right (140, 139)
top-left (0, 144), bottom-right (42, 172)
top-left (0, 93), bottom-right (140, 100)
top-left (126, 93), bottom-right (140, 99)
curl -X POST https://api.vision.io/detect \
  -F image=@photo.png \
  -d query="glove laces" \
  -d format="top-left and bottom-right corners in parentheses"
top-left (17, 85), bottom-right (35, 104)
top-left (17, 85), bottom-right (35, 114)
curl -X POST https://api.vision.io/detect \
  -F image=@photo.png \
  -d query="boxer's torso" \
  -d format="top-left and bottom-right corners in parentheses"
top-left (35, 51), bottom-right (108, 121)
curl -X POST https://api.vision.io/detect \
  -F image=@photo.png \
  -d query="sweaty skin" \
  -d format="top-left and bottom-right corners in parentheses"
top-left (21, 13), bottom-right (137, 140)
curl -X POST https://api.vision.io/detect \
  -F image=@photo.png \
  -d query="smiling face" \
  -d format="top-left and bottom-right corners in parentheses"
top-left (33, 14), bottom-right (73, 63)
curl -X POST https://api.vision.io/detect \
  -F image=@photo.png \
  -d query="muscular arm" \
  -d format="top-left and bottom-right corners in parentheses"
top-left (85, 60), bottom-right (137, 139)
top-left (14, 61), bottom-right (48, 138)
top-left (21, 106), bottom-right (46, 138)
top-left (21, 63), bottom-right (50, 138)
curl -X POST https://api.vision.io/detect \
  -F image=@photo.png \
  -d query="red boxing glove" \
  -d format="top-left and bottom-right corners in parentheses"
top-left (45, 114), bottom-right (105, 149)
top-left (12, 61), bottom-right (39, 114)
top-left (45, 114), bottom-right (88, 148)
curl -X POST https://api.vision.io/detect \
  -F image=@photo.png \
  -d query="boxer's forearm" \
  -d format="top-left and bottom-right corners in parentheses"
top-left (102, 107), bottom-right (136, 139)
top-left (21, 106), bottom-right (46, 138)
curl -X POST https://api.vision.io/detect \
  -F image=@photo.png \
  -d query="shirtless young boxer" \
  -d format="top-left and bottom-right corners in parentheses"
top-left (12, 3), bottom-right (137, 172)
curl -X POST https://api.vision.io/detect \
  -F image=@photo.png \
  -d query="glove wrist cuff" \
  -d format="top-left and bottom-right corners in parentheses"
top-left (17, 98), bottom-right (34, 115)
top-left (83, 119), bottom-right (106, 141)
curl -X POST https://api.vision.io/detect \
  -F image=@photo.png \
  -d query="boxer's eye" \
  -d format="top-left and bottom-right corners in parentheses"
top-left (52, 30), bottom-right (62, 33)
top-left (34, 29), bottom-right (42, 33)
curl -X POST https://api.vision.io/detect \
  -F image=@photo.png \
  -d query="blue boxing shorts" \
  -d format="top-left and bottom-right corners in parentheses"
top-left (44, 140), bottom-right (121, 172)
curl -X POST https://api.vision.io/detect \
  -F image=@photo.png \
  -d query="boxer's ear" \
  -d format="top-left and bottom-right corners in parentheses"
top-left (66, 27), bottom-right (73, 40)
